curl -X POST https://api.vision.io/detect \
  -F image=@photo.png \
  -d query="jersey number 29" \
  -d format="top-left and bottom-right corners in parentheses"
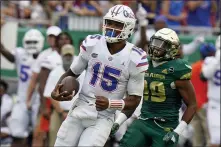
top-left (90, 62), bottom-right (121, 92)
top-left (144, 80), bottom-right (166, 102)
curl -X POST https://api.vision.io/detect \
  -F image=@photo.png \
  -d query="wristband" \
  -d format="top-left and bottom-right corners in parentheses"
top-left (108, 99), bottom-right (125, 110)
top-left (115, 113), bottom-right (128, 126)
top-left (174, 120), bottom-right (187, 135)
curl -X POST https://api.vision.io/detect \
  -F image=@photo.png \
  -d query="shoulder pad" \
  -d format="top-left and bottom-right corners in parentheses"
top-left (130, 46), bottom-right (147, 66)
top-left (129, 46), bottom-right (148, 74)
top-left (173, 59), bottom-right (192, 80)
top-left (81, 34), bottom-right (103, 51)
top-left (203, 56), bottom-right (215, 65)
top-left (14, 47), bottom-right (25, 55)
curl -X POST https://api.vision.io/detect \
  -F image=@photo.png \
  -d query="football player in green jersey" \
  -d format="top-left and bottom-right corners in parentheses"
top-left (113, 28), bottom-right (197, 147)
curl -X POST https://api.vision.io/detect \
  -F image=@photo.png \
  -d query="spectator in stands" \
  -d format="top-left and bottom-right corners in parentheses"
top-left (30, 0), bottom-right (47, 21)
top-left (73, 0), bottom-right (103, 16)
top-left (45, 1), bottom-right (63, 19)
top-left (98, 0), bottom-right (122, 15)
top-left (1, 2), bottom-right (18, 18)
top-left (186, 0), bottom-right (217, 27)
top-left (138, 0), bottom-right (161, 25)
top-left (190, 43), bottom-right (216, 147)
top-left (0, 80), bottom-right (13, 146)
top-left (162, 0), bottom-right (186, 27)
top-left (134, 4), bottom-right (205, 54)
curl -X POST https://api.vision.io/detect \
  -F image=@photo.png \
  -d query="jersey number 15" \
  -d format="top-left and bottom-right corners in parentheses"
top-left (90, 62), bottom-right (121, 92)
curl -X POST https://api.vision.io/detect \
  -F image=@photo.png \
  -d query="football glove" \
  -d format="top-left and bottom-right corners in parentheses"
top-left (110, 123), bottom-right (120, 137)
top-left (163, 131), bottom-right (179, 144)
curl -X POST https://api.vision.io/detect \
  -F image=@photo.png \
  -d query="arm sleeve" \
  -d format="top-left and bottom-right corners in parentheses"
top-left (70, 36), bottom-right (92, 75)
top-left (127, 71), bottom-right (145, 96)
top-left (127, 46), bottom-right (148, 96)
top-left (41, 52), bottom-right (62, 70)
top-left (70, 49), bottom-right (88, 75)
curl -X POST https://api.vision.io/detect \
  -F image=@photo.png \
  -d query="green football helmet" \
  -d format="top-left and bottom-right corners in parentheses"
top-left (148, 28), bottom-right (180, 62)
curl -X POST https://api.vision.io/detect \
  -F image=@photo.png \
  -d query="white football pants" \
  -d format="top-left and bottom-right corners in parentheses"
top-left (207, 101), bottom-right (220, 145)
top-left (8, 101), bottom-right (39, 138)
top-left (54, 99), bottom-right (114, 146)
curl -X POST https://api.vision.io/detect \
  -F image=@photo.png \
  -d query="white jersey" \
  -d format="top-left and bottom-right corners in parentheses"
top-left (202, 56), bottom-right (220, 103)
top-left (41, 50), bottom-right (62, 70)
top-left (70, 35), bottom-right (148, 115)
top-left (31, 48), bottom-right (54, 73)
top-left (14, 47), bottom-right (39, 103)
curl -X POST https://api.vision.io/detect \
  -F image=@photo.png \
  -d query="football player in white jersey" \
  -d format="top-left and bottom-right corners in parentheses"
top-left (0, 29), bottom-right (44, 147)
top-left (201, 35), bottom-right (220, 147)
top-left (51, 4), bottom-right (148, 147)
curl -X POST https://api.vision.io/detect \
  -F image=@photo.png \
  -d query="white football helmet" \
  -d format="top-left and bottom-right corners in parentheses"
top-left (149, 28), bottom-right (180, 61)
top-left (215, 35), bottom-right (220, 50)
top-left (102, 5), bottom-right (136, 43)
top-left (23, 29), bottom-right (44, 54)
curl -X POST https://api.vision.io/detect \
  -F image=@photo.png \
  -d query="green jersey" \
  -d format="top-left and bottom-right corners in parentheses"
top-left (140, 58), bottom-right (192, 125)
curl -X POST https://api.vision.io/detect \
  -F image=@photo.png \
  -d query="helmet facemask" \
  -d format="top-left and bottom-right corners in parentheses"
top-left (149, 36), bottom-right (179, 62)
top-left (24, 40), bottom-right (40, 54)
top-left (103, 19), bottom-right (130, 43)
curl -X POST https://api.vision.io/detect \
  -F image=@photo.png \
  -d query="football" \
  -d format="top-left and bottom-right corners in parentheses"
top-left (60, 76), bottom-right (80, 96)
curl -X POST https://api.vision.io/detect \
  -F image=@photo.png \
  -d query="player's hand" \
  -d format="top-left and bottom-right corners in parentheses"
top-left (61, 111), bottom-right (68, 120)
top-left (194, 35), bottom-right (205, 44)
top-left (110, 123), bottom-right (120, 137)
top-left (51, 84), bottom-right (74, 101)
top-left (95, 96), bottom-right (109, 111)
top-left (136, 3), bottom-right (148, 27)
top-left (26, 99), bottom-right (32, 110)
top-left (163, 131), bottom-right (179, 144)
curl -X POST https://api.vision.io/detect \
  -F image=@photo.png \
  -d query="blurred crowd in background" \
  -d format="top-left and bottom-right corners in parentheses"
top-left (1, 0), bottom-right (220, 30)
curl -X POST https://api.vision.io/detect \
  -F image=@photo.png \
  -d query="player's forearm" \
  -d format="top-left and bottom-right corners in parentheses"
top-left (122, 95), bottom-right (141, 117)
top-left (0, 43), bottom-right (15, 63)
top-left (27, 72), bottom-right (38, 102)
top-left (181, 103), bottom-right (196, 124)
top-left (175, 80), bottom-right (197, 124)
top-left (182, 40), bottom-right (200, 55)
top-left (38, 68), bottom-right (50, 105)
top-left (137, 26), bottom-right (148, 51)
top-left (50, 99), bottom-right (63, 113)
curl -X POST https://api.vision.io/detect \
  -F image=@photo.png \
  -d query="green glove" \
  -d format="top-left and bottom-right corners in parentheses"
top-left (110, 123), bottom-right (120, 137)
top-left (163, 131), bottom-right (179, 144)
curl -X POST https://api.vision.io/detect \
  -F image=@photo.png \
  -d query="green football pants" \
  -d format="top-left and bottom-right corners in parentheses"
top-left (119, 119), bottom-right (178, 147)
